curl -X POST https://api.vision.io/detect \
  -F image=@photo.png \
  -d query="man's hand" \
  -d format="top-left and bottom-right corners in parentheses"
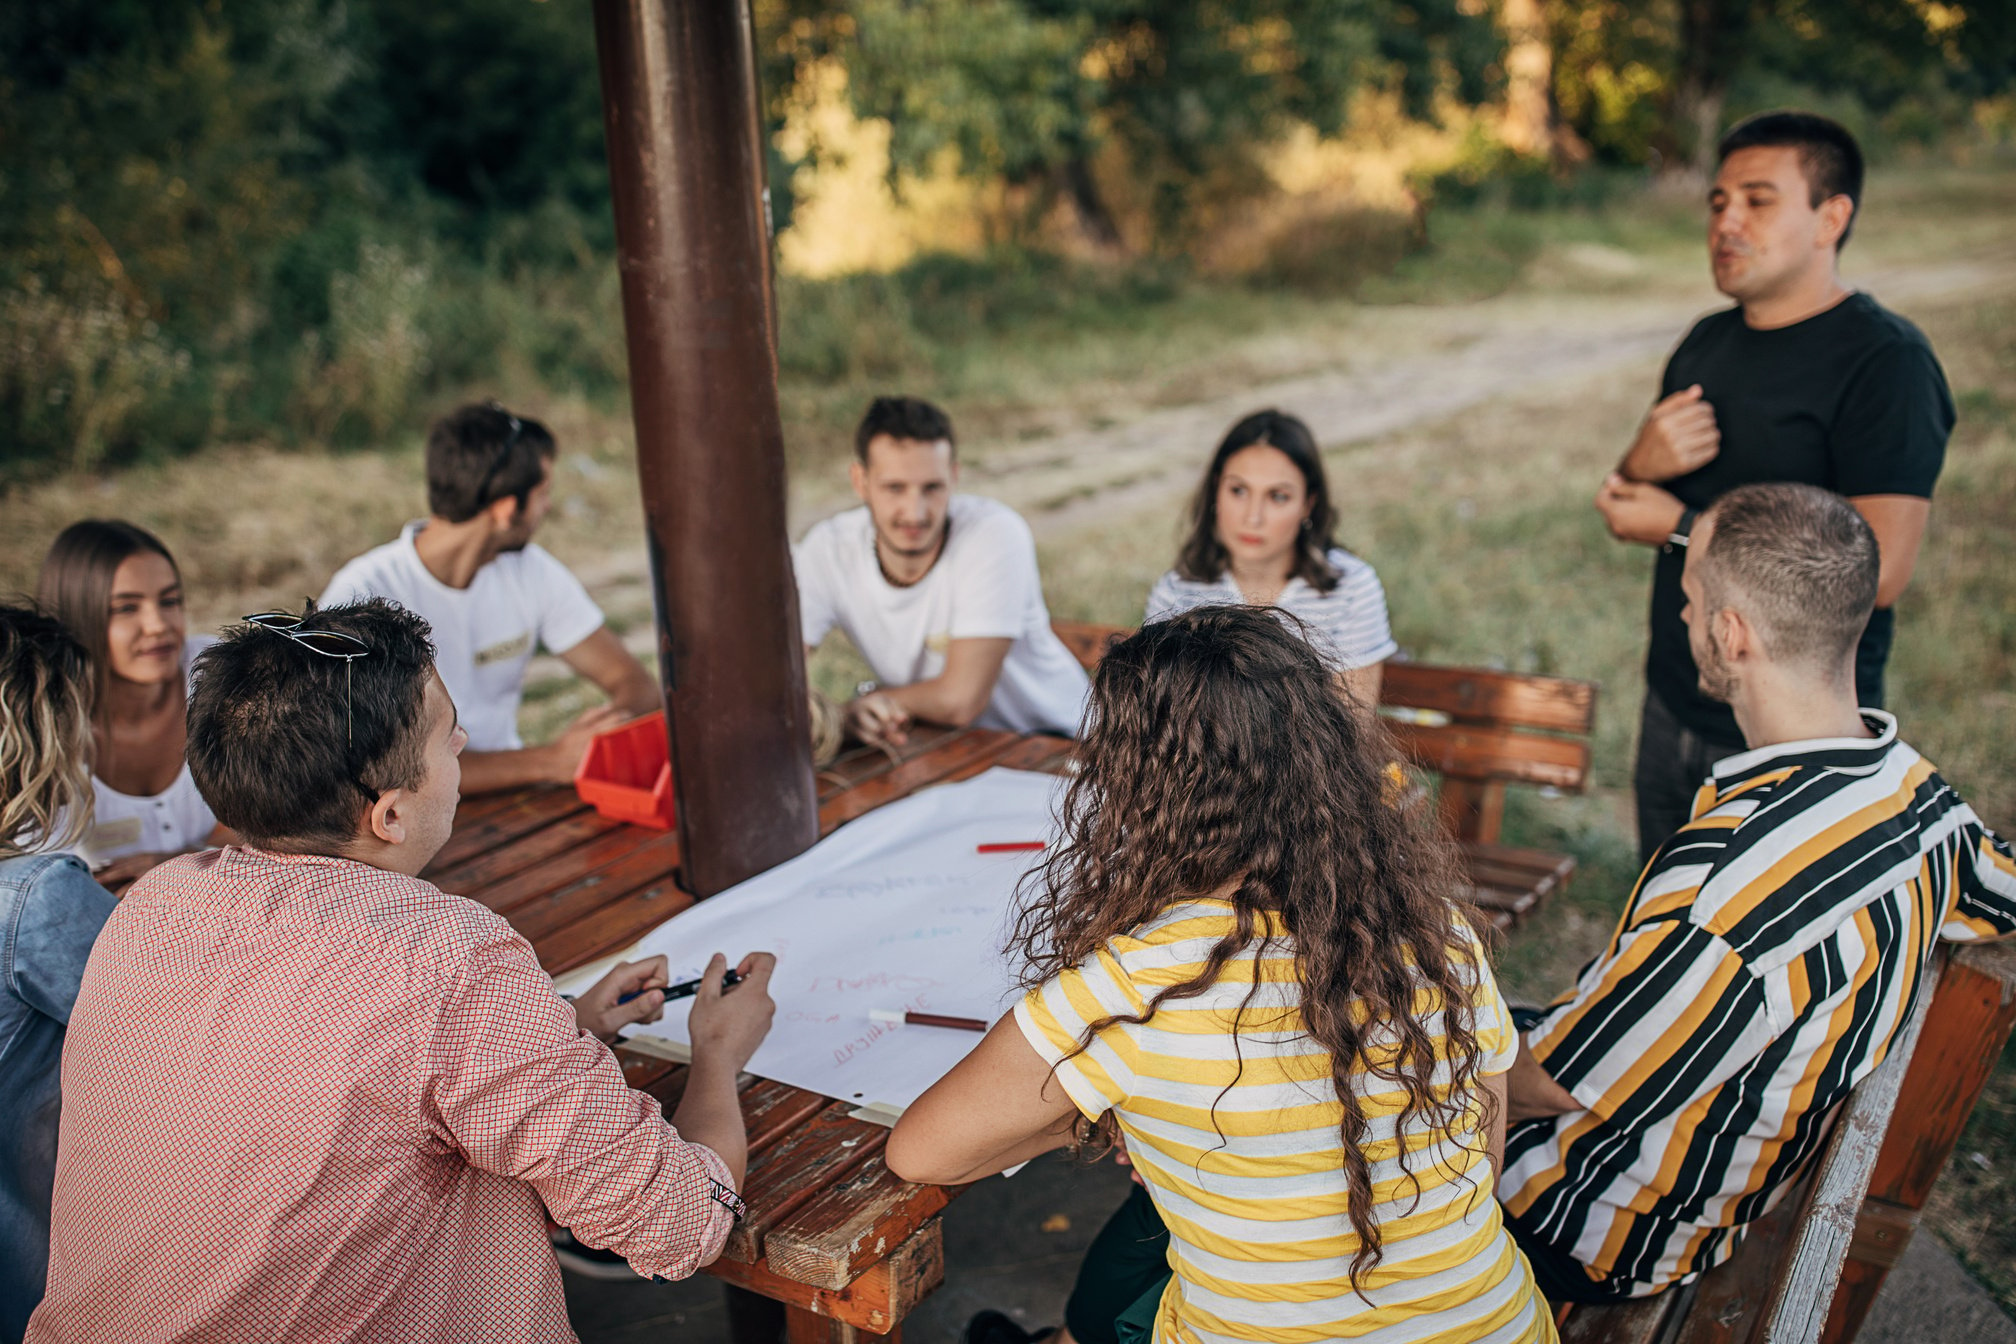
top-left (687, 952), bottom-right (778, 1076)
top-left (1595, 472), bottom-right (1687, 547)
top-left (571, 955), bottom-right (672, 1044)
top-left (846, 691), bottom-right (912, 750)
top-left (1507, 1032), bottom-right (1582, 1124)
top-left (1621, 385), bottom-right (1720, 483)
top-left (543, 704), bottom-right (628, 783)
top-left (93, 851), bottom-right (174, 890)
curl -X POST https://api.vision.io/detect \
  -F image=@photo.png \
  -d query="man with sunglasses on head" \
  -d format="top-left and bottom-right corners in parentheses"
top-left (30, 600), bottom-right (777, 1343)
top-left (322, 402), bottom-right (659, 795)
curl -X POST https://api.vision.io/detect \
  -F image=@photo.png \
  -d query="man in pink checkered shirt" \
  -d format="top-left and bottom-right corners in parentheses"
top-left (29, 600), bottom-right (777, 1343)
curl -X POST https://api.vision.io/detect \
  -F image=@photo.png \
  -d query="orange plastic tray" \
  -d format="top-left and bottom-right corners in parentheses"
top-left (573, 711), bottom-right (676, 830)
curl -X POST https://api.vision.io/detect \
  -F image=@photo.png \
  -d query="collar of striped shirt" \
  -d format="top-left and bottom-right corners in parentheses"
top-left (1707, 709), bottom-right (1896, 784)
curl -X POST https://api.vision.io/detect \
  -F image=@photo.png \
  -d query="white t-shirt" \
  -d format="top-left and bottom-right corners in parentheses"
top-left (794, 495), bottom-right (1089, 737)
top-left (74, 635), bottom-right (220, 870)
top-left (320, 522), bottom-right (605, 751)
top-left (1145, 547), bottom-right (1398, 671)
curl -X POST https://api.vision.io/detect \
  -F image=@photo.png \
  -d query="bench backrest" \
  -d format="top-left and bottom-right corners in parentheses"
top-left (1051, 619), bottom-right (1599, 844)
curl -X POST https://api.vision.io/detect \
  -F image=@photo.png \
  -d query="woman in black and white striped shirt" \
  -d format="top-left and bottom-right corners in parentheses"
top-left (1146, 409), bottom-right (1396, 706)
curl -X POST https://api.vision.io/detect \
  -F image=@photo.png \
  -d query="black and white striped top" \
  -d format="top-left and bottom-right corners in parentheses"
top-left (1502, 712), bottom-right (2016, 1294)
top-left (1144, 548), bottom-right (1397, 671)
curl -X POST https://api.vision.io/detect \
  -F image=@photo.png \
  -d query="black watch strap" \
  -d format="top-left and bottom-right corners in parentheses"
top-left (1664, 506), bottom-right (1700, 553)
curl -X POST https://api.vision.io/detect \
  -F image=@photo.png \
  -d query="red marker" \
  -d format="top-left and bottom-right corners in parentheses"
top-left (977, 841), bottom-right (1046, 854)
top-left (870, 1009), bottom-right (989, 1032)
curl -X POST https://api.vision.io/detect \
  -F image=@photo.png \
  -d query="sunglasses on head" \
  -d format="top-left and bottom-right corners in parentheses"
top-left (473, 405), bottom-right (528, 511)
top-left (243, 610), bottom-right (380, 802)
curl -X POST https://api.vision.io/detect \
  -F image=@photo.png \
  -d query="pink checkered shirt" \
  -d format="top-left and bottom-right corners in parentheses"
top-left (28, 846), bottom-right (736, 1343)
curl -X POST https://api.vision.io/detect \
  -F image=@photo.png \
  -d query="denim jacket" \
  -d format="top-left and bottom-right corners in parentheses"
top-left (0, 853), bottom-right (116, 1342)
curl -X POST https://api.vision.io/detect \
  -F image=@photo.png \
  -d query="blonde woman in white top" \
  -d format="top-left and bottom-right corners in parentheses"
top-left (38, 521), bottom-right (228, 886)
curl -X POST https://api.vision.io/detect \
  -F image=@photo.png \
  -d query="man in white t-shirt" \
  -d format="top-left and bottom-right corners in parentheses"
top-left (322, 403), bottom-right (659, 794)
top-left (794, 397), bottom-right (1089, 745)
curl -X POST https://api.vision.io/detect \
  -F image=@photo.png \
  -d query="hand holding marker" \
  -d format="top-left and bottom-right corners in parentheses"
top-left (619, 967), bottom-right (745, 1006)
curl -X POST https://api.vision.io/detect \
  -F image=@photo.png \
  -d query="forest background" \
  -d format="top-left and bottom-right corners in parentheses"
top-left (3, 0), bottom-right (2015, 1317)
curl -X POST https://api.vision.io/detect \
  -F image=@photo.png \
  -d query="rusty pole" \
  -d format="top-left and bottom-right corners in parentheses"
top-left (591, 0), bottom-right (817, 895)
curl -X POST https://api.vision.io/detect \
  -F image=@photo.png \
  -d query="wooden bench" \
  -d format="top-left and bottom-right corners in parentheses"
top-left (1050, 620), bottom-right (1597, 933)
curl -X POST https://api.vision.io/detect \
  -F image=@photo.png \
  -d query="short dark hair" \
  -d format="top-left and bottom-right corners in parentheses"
top-left (427, 403), bottom-right (557, 523)
top-left (1176, 408), bottom-right (1343, 595)
top-left (853, 396), bottom-right (955, 464)
top-left (1717, 110), bottom-right (1865, 249)
top-left (188, 600), bottom-right (438, 851)
top-left (1698, 483), bottom-right (1878, 673)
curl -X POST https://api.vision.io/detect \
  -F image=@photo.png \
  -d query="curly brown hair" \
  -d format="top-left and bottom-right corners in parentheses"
top-left (1009, 605), bottom-right (1491, 1291)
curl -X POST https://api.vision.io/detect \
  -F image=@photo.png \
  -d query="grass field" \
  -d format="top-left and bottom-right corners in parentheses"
top-left (2, 158), bottom-right (2012, 1310)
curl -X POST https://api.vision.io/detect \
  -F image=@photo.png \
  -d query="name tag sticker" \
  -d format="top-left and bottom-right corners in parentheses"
top-left (925, 632), bottom-right (951, 655)
top-left (89, 816), bottom-right (143, 852)
top-left (473, 631), bottom-right (534, 667)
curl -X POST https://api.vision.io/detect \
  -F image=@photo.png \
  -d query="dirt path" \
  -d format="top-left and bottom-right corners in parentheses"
top-left (553, 248), bottom-right (2016, 677)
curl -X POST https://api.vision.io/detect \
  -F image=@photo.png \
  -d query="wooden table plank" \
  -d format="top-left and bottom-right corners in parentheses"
top-left (726, 1106), bottom-right (890, 1262)
top-left (762, 1153), bottom-right (957, 1290)
top-left (428, 787), bottom-right (589, 873)
top-left (818, 730), bottom-right (1023, 833)
top-left (535, 876), bottom-right (696, 976)
top-left (428, 807), bottom-right (627, 896)
top-left (709, 1220), bottom-right (943, 1336)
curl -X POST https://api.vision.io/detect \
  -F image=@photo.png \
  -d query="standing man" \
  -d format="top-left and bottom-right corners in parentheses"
top-left (1593, 111), bottom-right (1954, 863)
top-left (30, 600), bottom-right (775, 1342)
top-left (1502, 484), bottom-right (2016, 1302)
top-left (794, 396), bottom-right (1090, 745)
top-left (323, 403), bottom-right (660, 795)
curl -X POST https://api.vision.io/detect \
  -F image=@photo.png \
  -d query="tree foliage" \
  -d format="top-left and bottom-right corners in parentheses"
top-left (1547, 0), bottom-right (2016, 168)
top-left (766, 0), bottom-right (1501, 243)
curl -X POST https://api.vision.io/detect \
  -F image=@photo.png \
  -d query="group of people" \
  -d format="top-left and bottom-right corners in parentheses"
top-left (0, 107), bottom-right (2011, 1344)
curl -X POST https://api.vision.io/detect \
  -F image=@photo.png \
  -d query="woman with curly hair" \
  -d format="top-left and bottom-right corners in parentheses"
top-left (888, 606), bottom-right (1550, 1344)
top-left (0, 603), bottom-right (120, 1341)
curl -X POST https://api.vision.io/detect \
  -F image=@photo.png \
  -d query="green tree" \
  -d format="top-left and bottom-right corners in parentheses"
top-left (1547, 0), bottom-right (2016, 171)
top-left (771, 0), bottom-right (1502, 248)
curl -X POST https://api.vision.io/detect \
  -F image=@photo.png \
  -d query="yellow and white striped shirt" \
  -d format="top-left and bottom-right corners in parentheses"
top-left (1016, 899), bottom-right (1553, 1344)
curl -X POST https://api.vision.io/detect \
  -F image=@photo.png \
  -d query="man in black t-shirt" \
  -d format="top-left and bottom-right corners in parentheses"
top-left (1594, 111), bottom-right (1954, 864)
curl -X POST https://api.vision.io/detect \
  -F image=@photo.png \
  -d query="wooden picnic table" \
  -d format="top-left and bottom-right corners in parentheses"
top-left (424, 724), bottom-right (1077, 1342)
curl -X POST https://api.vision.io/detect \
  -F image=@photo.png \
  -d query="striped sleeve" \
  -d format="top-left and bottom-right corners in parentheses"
top-left (1311, 554), bottom-right (1398, 670)
top-left (1526, 915), bottom-right (1776, 1125)
top-left (1942, 818), bottom-right (2016, 943)
top-left (1474, 959), bottom-right (1519, 1078)
top-left (1144, 570), bottom-right (1189, 623)
top-left (1014, 945), bottom-right (1147, 1120)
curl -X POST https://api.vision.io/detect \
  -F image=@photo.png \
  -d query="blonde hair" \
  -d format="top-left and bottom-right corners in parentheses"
top-left (0, 604), bottom-right (96, 857)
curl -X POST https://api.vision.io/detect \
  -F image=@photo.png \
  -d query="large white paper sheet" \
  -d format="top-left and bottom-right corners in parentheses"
top-left (623, 767), bottom-right (1062, 1112)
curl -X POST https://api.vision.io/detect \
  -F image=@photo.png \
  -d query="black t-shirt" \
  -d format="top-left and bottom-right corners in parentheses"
top-left (1646, 292), bottom-right (1953, 741)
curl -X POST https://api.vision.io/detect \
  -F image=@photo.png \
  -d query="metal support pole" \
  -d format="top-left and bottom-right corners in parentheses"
top-left (591, 0), bottom-right (817, 895)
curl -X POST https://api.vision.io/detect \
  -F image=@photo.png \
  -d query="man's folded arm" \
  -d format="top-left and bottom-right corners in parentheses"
top-left (1515, 915), bottom-right (1774, 1131)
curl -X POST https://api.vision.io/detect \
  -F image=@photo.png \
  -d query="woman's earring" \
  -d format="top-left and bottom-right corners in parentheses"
top-left (1300, 517), bottom-right (1312, 531)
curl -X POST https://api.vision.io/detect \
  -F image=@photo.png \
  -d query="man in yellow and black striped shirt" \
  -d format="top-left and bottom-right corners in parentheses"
top-left (1501, 483), bottom-right (2016, 1301)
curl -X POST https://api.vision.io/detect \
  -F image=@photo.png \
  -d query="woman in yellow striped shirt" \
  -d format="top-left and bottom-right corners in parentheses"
top-left (888, 605), bottom-right (1553, 1344)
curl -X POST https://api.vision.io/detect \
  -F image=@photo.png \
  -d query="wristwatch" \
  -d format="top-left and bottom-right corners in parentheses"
top-left (1663, 506), bottom-right (1700, 554)
top-left (707, 1178), bottom-right (749, 1222)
